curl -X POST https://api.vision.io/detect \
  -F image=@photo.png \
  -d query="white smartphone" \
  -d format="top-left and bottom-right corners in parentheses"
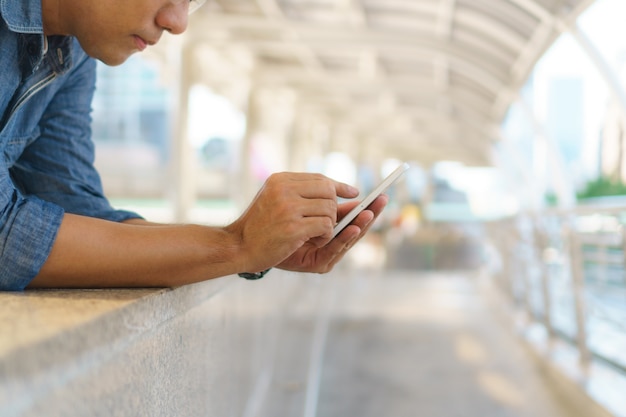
top-left (332, 162), bottom-right (410, 239)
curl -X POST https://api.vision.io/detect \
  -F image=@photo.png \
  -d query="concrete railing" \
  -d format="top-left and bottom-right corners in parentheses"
top-left (0, 271), bottom-right (334, 417)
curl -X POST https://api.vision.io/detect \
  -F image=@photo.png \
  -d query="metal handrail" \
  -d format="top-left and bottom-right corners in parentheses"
top-left (488, 204), bottom-right (626, 375)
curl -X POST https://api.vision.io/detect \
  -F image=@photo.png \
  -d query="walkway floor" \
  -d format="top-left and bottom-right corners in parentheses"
top-left (314, 270), bottom-right (587, 417)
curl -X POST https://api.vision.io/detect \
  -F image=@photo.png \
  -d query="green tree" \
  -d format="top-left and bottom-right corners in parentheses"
top-left (577, 176), bottom-right (626, 200)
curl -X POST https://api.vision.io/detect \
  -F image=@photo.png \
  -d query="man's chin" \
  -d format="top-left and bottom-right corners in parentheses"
top-left (97, 52), bottom-right (135, 67)
top-left (81, 43), bottom-right (135, 66)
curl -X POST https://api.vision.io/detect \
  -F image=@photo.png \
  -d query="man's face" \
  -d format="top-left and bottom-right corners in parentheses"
top-left (64, 0), bottom-right (190, 66)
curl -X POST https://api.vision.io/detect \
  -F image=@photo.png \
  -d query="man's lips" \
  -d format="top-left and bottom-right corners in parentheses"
top-left (133, 35), bottom-right (149, 51)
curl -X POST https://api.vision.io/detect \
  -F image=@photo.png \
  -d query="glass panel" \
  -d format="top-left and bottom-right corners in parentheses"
top-left (92, 56), bottom-right (247, 224)
top-left (92, 56), bottom-right (171, 205)
top-left (579, 0), bottom-right (626, 93)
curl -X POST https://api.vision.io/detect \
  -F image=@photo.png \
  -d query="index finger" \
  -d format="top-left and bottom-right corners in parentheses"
top-left (335, 180), bottom-right (360, 200)
top-left (282, 173), bottom-right (359, 200)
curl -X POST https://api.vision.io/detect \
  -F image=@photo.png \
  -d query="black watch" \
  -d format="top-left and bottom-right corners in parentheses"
top-left (238, 268), bottom-right (271, 280)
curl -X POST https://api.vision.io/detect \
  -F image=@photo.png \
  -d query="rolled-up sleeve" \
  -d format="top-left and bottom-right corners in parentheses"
top-left (0, 174), bottom-right (64, 291)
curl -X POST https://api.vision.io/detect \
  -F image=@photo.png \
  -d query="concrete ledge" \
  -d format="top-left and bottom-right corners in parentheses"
top-left (0, 272), bottom-right (325, 417)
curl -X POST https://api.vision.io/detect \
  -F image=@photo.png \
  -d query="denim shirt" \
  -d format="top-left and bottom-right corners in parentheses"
top-left (0, 0), bottom-right (140, 290)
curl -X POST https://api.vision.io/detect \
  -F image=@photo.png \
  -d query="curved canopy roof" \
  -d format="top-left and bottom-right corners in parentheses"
top-left (176, 0), bottom-right (595, 166)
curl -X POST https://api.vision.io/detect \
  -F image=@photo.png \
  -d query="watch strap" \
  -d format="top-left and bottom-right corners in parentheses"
top-left (238, 268), bottom-right (271, 280)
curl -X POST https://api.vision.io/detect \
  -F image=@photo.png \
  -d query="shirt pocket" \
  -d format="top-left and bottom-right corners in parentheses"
top-left (3, 126), bottom-right (40, 166)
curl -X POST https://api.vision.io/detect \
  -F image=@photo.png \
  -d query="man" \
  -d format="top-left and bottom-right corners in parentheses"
top-left (0, 0), bottom-right (387, 290)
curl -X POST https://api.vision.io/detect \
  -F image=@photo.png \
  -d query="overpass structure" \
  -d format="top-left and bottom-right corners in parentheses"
top-left (3, 0), bottom-right (626, 416)
top-left (149, 0), bottom-right (609, 217)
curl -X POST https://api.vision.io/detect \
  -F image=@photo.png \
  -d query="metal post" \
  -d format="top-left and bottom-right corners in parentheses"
top-left (568, 216), bottom-right (591, 370)
top-left (598, 237), bottom-right (608, 285)
top-left (518, 215), bottom-right (534, 322)
top-left (536, 219), bottom-right (555, 341)
top-left (239, 87), bottom-right (257, 209)
top-left (169, 38), bottom-right (197, 223)
top-left (622, 226), bottom-right (626, 289)
top-left (501, 220), bottom-right (517, 303)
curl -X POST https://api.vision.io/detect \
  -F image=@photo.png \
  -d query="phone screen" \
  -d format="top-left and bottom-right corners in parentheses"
top-left (331, 162), bottom-right (410, 239)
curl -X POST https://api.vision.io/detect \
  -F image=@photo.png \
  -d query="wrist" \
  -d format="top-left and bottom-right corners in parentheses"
top-left (222, 222), bottom-right (266, 274)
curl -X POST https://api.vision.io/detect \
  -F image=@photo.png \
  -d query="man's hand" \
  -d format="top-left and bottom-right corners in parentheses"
top-left (226, 172), bottom-right (374, 274)
top-left (276, 194), bottom-right (388, 273)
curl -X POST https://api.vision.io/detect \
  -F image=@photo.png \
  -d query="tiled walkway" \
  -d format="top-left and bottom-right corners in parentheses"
top-left (314, 270), bottom-right (592, 417)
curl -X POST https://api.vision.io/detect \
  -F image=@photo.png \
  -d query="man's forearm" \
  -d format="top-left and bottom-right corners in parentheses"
top-left (28, 213), bottom-right (244, 288)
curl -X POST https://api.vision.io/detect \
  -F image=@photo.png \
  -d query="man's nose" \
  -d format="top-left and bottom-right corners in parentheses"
top-left (156, 2), bottom-right (189, 35)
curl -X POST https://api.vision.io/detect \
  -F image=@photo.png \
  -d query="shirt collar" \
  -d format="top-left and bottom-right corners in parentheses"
top-left (1, 0), bottom-right (44, 34)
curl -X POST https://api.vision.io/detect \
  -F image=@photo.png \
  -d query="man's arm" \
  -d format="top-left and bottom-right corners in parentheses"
top-left (28, 172), bottom-right (383, 288)
top-left (30, 214), bottom-right (241, 288)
